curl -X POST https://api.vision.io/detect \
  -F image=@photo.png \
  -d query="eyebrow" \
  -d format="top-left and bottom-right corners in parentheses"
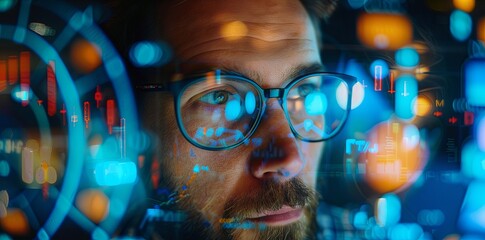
top-left (180, 62), bottom-right (325, 86)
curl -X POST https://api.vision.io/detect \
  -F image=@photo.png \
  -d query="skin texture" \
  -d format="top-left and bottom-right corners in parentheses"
top-left (144, 0), bottom-right (326, 239)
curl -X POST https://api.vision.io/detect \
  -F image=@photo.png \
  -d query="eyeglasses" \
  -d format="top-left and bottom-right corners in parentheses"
top-left (138, 70), bottom-right (357, 151)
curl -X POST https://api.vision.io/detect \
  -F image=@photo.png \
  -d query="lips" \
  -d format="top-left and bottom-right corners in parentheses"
top-left (246, 206), bottom-right (303, 226)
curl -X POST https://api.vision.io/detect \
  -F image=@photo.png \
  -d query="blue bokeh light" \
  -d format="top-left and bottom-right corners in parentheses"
top-left (458, 181), bottom-right (485, 233)
top-left (225, 99), bottom-right (241, 121)
top-left (129, 41), bottom-right (163, 67)
top-left (465, 58), bottom-right (485, 106)
top-left (10, 85), bottom-right (31, 102)
top-left (304, 92), bottom-right (327, 115)
top-left (388, 223), bottom-right (423, 240)
top-left (95, 161), bottom-right (137, 186)
top-left (376, 193), bottom-right (401, 227)
top-left (450, 10), bottom-right (472, 42)
top-left (0, 0), bottom-right (15, 12)
top-left (395, 47), bottom-right (419, 68)
top-left (370, 59), bottom-right (389, 78)
top-left (395, 75), bottom-right (418, 120)
top-left (461, 140), bottom-right (485, 180)
top-left (245, 92), bottom-right (256, 114)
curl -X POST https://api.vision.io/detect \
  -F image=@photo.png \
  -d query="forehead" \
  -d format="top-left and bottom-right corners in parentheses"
top-left (158, 0), bottom-right (320, 77)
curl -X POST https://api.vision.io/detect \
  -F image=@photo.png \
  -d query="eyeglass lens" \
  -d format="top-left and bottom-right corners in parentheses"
top-left (178, 74), bottom-right (350, 149)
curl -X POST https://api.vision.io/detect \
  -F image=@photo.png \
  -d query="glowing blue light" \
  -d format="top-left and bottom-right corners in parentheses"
top-left (477, 115), bottom-right (485, 151)
top-left (395, 47), bottom-right (419, 68)
top-left (245, 92), bottom-right (256, 114)
top-left (215, 127), bottom-right (225, 137)
top-left (388, 223), bottom-right (423, 240)
top-left (0, 160), bottom-right (9, 177)
top-left (353, 211), bottom-right (368, 230)
top-left (206, 128), bottom-right (214, 137)
top-left (11, 85), bottom-right (31, 102)
top-left (458, 181), bottom-right (485, 233)
top-left (465, 58), bottom-right (485, 106)
top-left (129, 41), bottom-right (163, 67)
top-left (376, 193), bottom-right (401, 227)
top-left (461, 140), bottom-right (485, 180)
top-left (0, 0), bottom-right (15, 12)
top-left (370, 59), bottom-right (389, 78)
top-left (303, 119), bottom-right (313, 132)
top-left (450, 10), bottom-right (472, 42)
top-left (95, 161), bottom-right (137, 186)
top-left (225, 99), bottom-right (241, 121)
top-left (395, 75), bottom-right (418, 120)
top-left (92, 227), bottom-right (109, 240)
top-left (417, 209), bottom-right (445, 226)
top-left (304, 92), bottom-right (327, 115)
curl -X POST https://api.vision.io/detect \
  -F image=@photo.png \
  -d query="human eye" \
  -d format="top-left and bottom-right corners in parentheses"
top-left (297, 83), bottom-right (317, 97)
top-left (288, 83), bottom-right (318, 100)
top-left (198, 89), bottom-right (235, 105)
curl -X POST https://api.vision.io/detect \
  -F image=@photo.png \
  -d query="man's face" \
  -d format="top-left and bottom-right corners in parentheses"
top-left (154, 0), bottom-right (324, 239)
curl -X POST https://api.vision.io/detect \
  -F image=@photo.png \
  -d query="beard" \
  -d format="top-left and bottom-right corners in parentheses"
top-left (176, 177), bottom-right (319, 240)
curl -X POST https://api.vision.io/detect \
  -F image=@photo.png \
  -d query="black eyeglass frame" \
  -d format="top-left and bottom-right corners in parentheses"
top-left (137, 71), bottom-right (358, 151)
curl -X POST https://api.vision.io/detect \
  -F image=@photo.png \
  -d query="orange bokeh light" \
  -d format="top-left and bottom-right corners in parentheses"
top-left (477, 17), bottom-right (485, 44)
top-left (360, 121), bottom-right (425, 193)
top-left (70, 40), bottom-right (102, 73)
top-left (413, 95), bottom-right (432, 116)
top-left (357, 13), bottom-right (413, 50)
top-left (76, 189), bottom-right (110, 223)
top-left (453, 0), bottom-right (475, 12)
top-left (0, 208), bottom-right (30, 236)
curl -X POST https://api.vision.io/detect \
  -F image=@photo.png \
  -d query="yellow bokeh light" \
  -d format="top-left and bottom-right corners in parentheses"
top-left (357, 13), bottom-right (413, 50)
top-left (70, 39), bottom-right (102, 73)
top-left (453, 0), bottom-right (475, 12)
top-left (76, 189), bottom-right (110, 223)
top-left (413, 96), bottom-right (432, 116)
top-left (220, 21), bottom-right (248, 41)
top-left (360, 121), bottom-right (424, 193)
top-left (0, 208), bottom-right (30, 236)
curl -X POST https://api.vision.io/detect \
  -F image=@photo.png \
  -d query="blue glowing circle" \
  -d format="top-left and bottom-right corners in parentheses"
top-left (465, 58), bottom-right (485, 106)
top-left (395, 47), bottom-right (419, 68)
top-left (225, 99), bottom-right (241, 121)
top-left (461, 140), bottom-right (485, 180)
top-left (450, 10), bottom-right (472, 42)
top-left (95, 161), bottom-right (137, 186)
top-left (206, 128), bottom-right (214, 137)
top-left (303, 119), bottom-right (314, 132)
top-left (129, 41), bottom-right (162, 67)
top-left (370, 59), bottom-right (389, 78)
top-left (389, 224), bottom-right (423, 240)
top-left (377, 193), bottom-right (401, 227)
top-left (245, 92), bottom-right (256, 114)
top-left (10, 85), bottom-right (31, 103)
top-left (304, 92), bottom-right (327, 115)
top-left (215, 127), bottom-right (225, 137)
top-left (0, 0), bottom-right (15, 12)
top-left (395, 75), bottom-right (418, 120)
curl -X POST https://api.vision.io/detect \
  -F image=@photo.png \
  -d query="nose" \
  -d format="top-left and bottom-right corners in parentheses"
top-left (249, 99), bottom-right (305, 181)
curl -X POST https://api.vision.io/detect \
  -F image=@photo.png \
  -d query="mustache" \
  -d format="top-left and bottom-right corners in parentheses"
top-left (222, 178), bottom-right (319, 220)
